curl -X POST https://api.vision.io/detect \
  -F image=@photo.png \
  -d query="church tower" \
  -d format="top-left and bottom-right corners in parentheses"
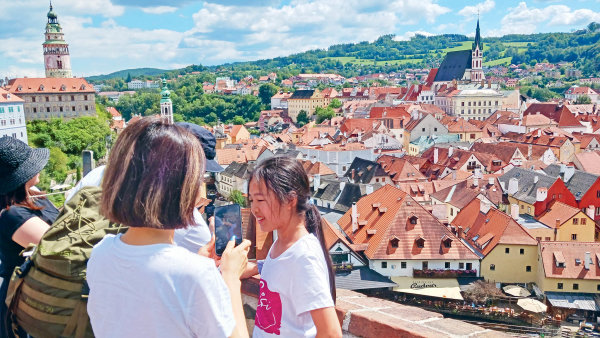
top-left (160, 79), bottom-right (174, 124)
top-left (471, 19), bottom-right (484, 82)
top-left (43, 2), bottom-right (72, 78)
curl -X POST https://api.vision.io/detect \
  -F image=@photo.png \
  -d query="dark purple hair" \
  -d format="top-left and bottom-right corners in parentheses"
top-left (250, 157), bottom-right (336, 302)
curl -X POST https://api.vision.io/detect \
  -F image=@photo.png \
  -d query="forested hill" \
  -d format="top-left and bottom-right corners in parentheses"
top-left (90, 22), bottom-right (600, 82)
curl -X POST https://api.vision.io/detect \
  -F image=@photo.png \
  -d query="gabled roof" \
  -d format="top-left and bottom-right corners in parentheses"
top-left (337, 185), bottom-right (479, 260)
top-left (344, 157), bottom-right (387, 184)
top-left (288, 89), bottom-right (315, 99)
top-left (498, 167), bottom-right (557, 204)
top-left (369, 106), bottom-right (410, 119)
top-left (574, 152), bottom-right (600, 175)
top-left (445, 118), bottom-right (482, 133)
top-left (543, 164), bottom-right (600, 201)
top-left (434, 50), bottom-right (472, 82)
top-left (0, 88), bottom-right (24, 103)
top-left (220, 161), bottom-right (254, 179)
top-left (376, 155), bottom-right (426, 183)
top-left (430, 184), bottom-right (481, 209)
top-left (300, 159), bottom-right (336, 177)
top-left (537, 201), bottom-right (584, 228)
top-left (523, 103), bottom-right (583, 128)
top-left (539, 242), bottom-right (600, 280)
top-left (106, 106), bottom-right (121, 118)
top-left (470, 142), bottom-right (521, 164)
top-left (452, 198), bottom-right (537, 256)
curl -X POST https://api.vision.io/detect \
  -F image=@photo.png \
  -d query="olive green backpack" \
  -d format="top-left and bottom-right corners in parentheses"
top-left (5, 186), bottom-right (126, 338)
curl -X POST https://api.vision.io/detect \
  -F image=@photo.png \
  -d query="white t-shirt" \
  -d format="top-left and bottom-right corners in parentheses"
top-left (87, 234), bottom-right (235, 338)
top-left (65, 165), bottom-right (212, 249)
top-left (253, 234), bottom-right (334, 338)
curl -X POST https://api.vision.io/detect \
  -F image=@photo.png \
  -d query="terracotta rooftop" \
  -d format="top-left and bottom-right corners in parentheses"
top-left (574, 152), bottom-right (600, 175)
top-left (523, 103), bottom-right (583, 128)
top-left (539, 241), bottom-right (600, 280)
top-left (337, 185), bottom-right (479, 261)
top-left (537, 201), bottom-right (584, 229)
top-left (299, 159), bottom-right (336, 177)
top-left (445, 118), bottom-right (482, 133)
top-left (6, 78), bottom-right (94, 94)
top-left (452, 198), bottom-right (537, 256)
top-left (369, 106), bottom-right (410, 119)
top-left (0, 88), bottom-right (24, 103)
top-left (376, 155), bottom-right (426, 183)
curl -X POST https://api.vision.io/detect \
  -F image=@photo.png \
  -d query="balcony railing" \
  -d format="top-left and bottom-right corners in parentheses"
top-left (333, 263), bottom-right (353, 273)
top-left (413, 269), bottom-right (477, 278)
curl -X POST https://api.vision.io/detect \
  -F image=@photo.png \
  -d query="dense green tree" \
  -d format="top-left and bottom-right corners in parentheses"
top-left (315, 106), bottom-right (335, 124)
top-left (46, 147), bottom-right (68, 183)
top-left (576, 95), bottom-right (592, 104)
top-left (296, 110), bottom-right (309, 126)
top-left (228, 190), bottom-right (247, 207)
top-left (329, 98), bottom-right (342, 109)
top-left (258, 83), bottom-right (279, 106)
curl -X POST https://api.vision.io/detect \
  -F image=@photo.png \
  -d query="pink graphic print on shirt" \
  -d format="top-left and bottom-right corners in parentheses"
top-left (255, 279), bottom-right (282, 335)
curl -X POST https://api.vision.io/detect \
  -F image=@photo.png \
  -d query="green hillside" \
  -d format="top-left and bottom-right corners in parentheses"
top-left (87, 68), bottom-right (168, 81)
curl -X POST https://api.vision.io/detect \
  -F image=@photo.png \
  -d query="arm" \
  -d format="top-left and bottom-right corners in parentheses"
top-left (12, 216), bottom-right (50, 247)
top-left (311, 307), bottom-right (342, 338)
top-left (221, 239), bottom-right (251, 338)
top-left (241, 262), bottom-right (259, 279)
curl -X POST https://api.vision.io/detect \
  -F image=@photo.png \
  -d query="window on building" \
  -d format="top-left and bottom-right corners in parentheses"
top-left (422, 261), bottom-right (428, 270)
top-left (401, 262), bottom-right (406, 269)
top-left (597, 190), bottom-right (600, 198)
top-left (573, 283), bottom-right (579, 290)
top-left (582, 218), bottom-right (587, 225)
top-left (84, 95), bottom-right (88, 100)
top-left (46, 107), bottom-right (50, 113)
top-left (470, 133), bottom-right (475, 139)
top-left (8, 107), bottom-right (13, 113)
top-left (461, 102), bottom-right (465, 106)
top-left (32, 97), bottom-right (36, 102)
top-left (557, 283), bottom-right (563, 289)
top-left (545, 237), bottom-right (551, 241)
top-left (527, 206), bottom-right (531, 213)
top-left (434, 128), bottom-right (438, 132)
top-left (526, 266), bottom-right (531, 272)
top-left (72, 106), bottom-right (76, 111)
top-left (450, 208), bottom-right (453, 216)
top-left (422, 128), bottom-right (425, 132)
top-left (33, 108), bottom-right (37, 113)
top-left (521, 204), bottom-right (524, 210)
top-left (59, 107), bottom-right (63, 112)
top-left (572, 234), bottom-right (577, 241)
top-left (445, 262), bottom-right (450, 269)
top-left (520, 248), bottom-right (525, 255)
top-left (45, 96), bottom-right (49, 102)
top-left (536, 237), bottom-right (541, 242)
top-left (71, 95), bottom-right (75, 101)
top-left (459, 262), bottom-right (465, 269)
top-left (597, 284), bottom-right (600, 292)
top-left (490, 264), bottom-right (495, 271)
top-left (381, 262), bottom-right (387, 269)
top-left (573, 218), bottom-right (579, 225)
top-left (596, 207), bottom-right (600, 215)
top-left (505, 248), bottom-right (510, 254)
top-left (85, 105), bottom-right (89, 111)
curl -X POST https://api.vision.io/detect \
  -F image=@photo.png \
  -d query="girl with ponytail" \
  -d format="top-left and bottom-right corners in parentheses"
top-left (247, 157), bottom-right (341, 337)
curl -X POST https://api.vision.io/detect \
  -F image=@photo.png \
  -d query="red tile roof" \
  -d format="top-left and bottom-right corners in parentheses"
top-left (369, 106), bottom-right (410, 119)
top-left (6, 78), bottom-right (94, 94)
top-left (376, 155), bottom-right (426, 183)
top-left (452, 198), bottom-right (537, 256)
top-left (539, 241), bottom-right (600, 280)
top-left (106, 106), bottom-right (121, 118)
top-left (537, 201), bottom-right (583, 228)
top-left (523, 103), bottom-right (583, 128)
top-left (337, 185), bottom-right (479, 260)
top-left (0, 88), bottom-right (24, 103)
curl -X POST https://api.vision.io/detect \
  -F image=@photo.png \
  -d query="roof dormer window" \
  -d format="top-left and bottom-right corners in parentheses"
top-left (442, 235), bottom-right (452, 248)
top-left (415, 237), bottom-right (425, 248)
top-left (61, 85), bottom-right (66, 91)
top-left (410, 216), bottom-right (418, 225)
top-left (39, 85), bottom-right (45, 91)
top-left (17, 86), bottom-right (22, 91)
top-left (390, 238), bottom-right (399, 248)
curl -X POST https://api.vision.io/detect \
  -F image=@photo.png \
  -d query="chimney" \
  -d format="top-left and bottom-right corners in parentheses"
top-left (365, 184), bottom-right (374, 195)
top-left (527, 144), bottom-right (532, 160)
top-left (339, 181), bottom-right (346, 192)
top-left (313, 174), bottom-right (321, 192)
top-left (507, 177), bottom-right (519, 195)
top-left (536, 187), bottom-right (548, 202)
top-left (488, 177), bottom-right (494, 186)
top-left (534, 175), bottom-right (539, 184)
top-left (587, 205), bottom-right (595, 220)
top-left (452, 170), bottom-right (457, 180)
top-left (585, 252), bottom-right (592, 270)
top-left (510, 204), bottom-right (519, 220)
top-left (434, 148), bottom-right (439, 164)
top-left (555, 219), bottom-right (561, 228)
top-left (448, 146), bottom-right (454, 157)
top-left (487, 79), bottom-right (491, 89)
top-left (351, 169), bottom-right (356, 182)
top-left (351, 203), bottom-right (359, 233)
top-left (480, 200), bottom-right (491, 214)
top-left (457, 226), bottom-right (463, 239)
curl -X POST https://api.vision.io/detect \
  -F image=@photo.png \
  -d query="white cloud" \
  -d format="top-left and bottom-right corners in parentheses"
top-left (393, 30), bottom-right (434, 41)
top-left (140, 6), bottom-right (178, 14)
top-left (60, 0), bottom-right (125, 17)
top-left (0, 66), bottom-right (46, 79)
top-left (488, 2), bottom-right (600, 36)
top-left (458, 0), bottom-right (495, 19)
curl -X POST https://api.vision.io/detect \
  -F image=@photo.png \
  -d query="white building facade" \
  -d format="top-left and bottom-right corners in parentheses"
top-left (0, 89), bottom-right (27, 143)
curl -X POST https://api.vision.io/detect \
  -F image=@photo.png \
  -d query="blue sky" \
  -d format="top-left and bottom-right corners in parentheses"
top-left (1, 0), bottom-right (599, 77)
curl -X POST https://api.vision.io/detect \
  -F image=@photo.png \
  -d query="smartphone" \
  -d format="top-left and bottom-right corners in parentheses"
top-left (214, 204), bottom-right (243, 256)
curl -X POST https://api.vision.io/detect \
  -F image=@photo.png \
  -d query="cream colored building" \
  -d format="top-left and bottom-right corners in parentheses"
top-left (287, 89), bottom-right (331, 122)
top-left (5, 78), bottom-right (96, 121)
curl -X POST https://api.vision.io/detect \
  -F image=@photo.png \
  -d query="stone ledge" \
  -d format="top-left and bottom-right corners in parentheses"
top-left (241, 278), bottom-right (509, 337)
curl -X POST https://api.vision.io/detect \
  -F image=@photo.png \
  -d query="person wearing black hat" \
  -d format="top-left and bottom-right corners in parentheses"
top-left (0, 136), bottom-right (59, 334)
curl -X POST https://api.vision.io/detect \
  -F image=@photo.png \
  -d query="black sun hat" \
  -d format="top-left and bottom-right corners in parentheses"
top-left (175, 122), bottom-right (224, 173)
top-left (0, 136), bottom-right (49, 194)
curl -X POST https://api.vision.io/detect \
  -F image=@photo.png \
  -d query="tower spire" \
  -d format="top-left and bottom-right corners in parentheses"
top-left (472, 17), bottom-right (482, 51)
top-left (44, 3), bottom-right (72, 77)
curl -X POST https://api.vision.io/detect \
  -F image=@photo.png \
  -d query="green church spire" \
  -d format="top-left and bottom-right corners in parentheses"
top-left (160, 79), bottom-right (172, 104)
top-left (472, 18), bottom-right (483, 51)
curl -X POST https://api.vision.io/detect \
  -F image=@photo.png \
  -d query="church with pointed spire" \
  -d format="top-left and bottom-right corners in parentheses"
top-left (433, 19), bottom-right (486, 86)
top-left (43, 2), bottom-right (72, 78)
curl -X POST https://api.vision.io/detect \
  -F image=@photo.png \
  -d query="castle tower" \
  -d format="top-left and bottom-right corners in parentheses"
top-left (43, 2), bottom-right (72, 78)
top-left (160, 79), bottom-right (173, 124)
top-left (471, 18), bottom-right (484, 82)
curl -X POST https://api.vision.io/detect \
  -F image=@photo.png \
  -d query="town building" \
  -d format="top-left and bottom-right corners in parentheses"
top-left (0, 88), bottom-right (27, 142)
top-left (5, 78), bottom-right (96, 121)
top-left (159, 79), bottom-right (173, 124)
top-left (532, 201), bottom-right (597, 242)
top-left (287, 89), bottom-right (336, 122)
top-left (451, 198), bottom-right (538, 284)
top-left (43, 3), bottom-right (72, 78)
top-left (217, 161), bottom-right (254, 198)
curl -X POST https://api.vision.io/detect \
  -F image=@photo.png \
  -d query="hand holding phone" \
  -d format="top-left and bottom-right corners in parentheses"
top-left (214, 204), bottom-right (243, 256)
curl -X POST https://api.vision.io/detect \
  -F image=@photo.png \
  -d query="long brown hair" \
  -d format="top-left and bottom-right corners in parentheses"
top-left (101, 116), bottom-right (206, 229)
top-left (0, 183), bottom-right (46, 211)
top-left (249, 157), bottom-right (336, 301)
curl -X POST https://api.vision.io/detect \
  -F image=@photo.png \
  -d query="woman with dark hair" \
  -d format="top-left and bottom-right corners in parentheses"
top-left (248, 157), bottom-right (342, 337)
top-left (87, 116), bottom-right (251, 338)
top-left (0, 136), bottom-right (59, 334)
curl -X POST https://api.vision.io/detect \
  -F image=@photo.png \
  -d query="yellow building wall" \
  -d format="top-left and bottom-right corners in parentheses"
top-left (537, 276), bottom-right (600, 293)
top-left (231, 126), bottom-right (250, 144)
top-left (507, 196), bottom-right (535, 216)
top-left (526, 228), bottom-right (555, 242)
top-left (555, 214), bottom-right (596, 242)
top-left (481, 244), bottom-right (538, 284)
